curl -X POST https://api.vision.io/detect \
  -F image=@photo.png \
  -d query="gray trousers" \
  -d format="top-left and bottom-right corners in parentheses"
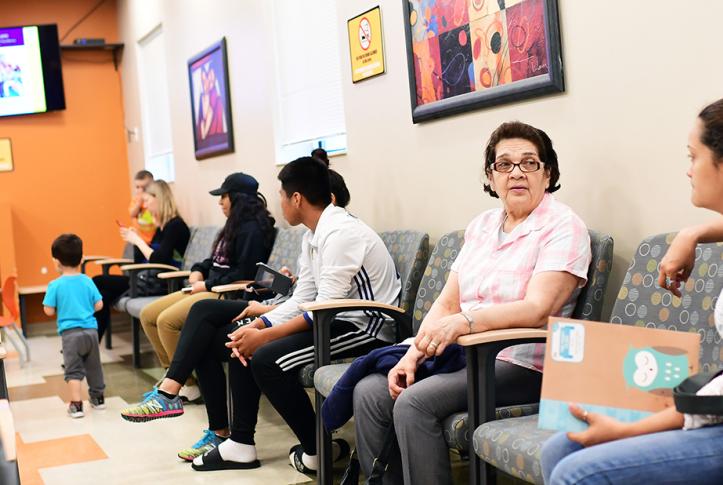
top-left (353, 361), bottom-right (542, 485)
top-left (61, 328), bottom-right (105, 398)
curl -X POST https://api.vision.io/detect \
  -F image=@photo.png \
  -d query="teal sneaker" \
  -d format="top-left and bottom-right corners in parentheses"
top-left (178, 429), bottom-right (226, 462)
top-left (121, 388), bottom-right (184, 423)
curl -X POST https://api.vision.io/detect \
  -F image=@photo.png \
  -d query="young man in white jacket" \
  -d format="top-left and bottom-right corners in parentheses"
top-left (192, 157), bottom-right (402, 472)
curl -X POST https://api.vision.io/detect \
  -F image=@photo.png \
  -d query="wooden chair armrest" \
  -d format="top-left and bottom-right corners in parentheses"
top-left (82, 255), bottom-right (111, 262)
top-left (94, 258), bottom-right (133, 267)
top-left (119, 263), bottom-right (180, 272)
top-left (211, 281), bottom-right (253, 293)
top-left (457, 328), bottom-right (548, 347)
top-left (0, 346), bottom-right (6, 360)
top-left (300, 299), bottom-right (404, 313)
top-left (157, 270), bottom-right (191, 280)
top-left (0, 400), bottom-right (16, 461)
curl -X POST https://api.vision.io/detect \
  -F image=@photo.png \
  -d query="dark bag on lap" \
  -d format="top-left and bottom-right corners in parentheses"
top-left (134, 269), bottom-right (168, 297)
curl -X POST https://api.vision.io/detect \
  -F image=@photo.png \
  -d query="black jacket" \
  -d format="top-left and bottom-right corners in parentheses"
top-left (190, 219), bottom-right (273, 289)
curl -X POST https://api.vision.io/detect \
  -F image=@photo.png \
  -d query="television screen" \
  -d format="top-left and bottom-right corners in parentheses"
top-left (0, 24), bottom-right (65, 117)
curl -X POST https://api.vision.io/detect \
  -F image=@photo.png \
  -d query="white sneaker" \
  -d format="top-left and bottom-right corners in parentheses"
top-left (179, 384), bottom-right (202, 403)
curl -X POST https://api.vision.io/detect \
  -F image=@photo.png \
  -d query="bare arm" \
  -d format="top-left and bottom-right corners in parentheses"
top-left (467, 270), bottom-right (580, 332)
top-left (567, 404), bottom-right (683, 447)
top-left (659, 217), bottom-right (723, 295)
top-left (94, 300), bottom-right (104, 312)
top-left (415, 270), bottom-right (580, 357)
top-left (43, 306), bottom-right (55, 317)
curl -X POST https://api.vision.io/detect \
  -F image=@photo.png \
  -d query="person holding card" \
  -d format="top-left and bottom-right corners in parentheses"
top-left (541, 99), bottom-right (723, 484)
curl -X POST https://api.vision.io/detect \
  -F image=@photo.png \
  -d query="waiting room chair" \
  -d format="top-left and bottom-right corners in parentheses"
top-left (306, 229), bottom-right (463, 484)
top-left (296, 230), bottom-right (430, 388)
top-left (311, 229), bottom-right (613, 485)
top-left (0, 276), bottom-right (30, 367)
top-left (465, 232), bottom-right (717, 485)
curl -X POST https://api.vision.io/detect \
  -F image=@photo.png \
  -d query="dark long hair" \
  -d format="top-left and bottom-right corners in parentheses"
top-left (699, 99), bottom-right (723, 162)
top-left (216, 191), bottom-right (276, 252)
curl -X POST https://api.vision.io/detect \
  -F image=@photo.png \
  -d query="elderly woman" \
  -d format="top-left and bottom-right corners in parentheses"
top-left (353, 121), bottom-right (592, 485)
top-left (540, 99), bottom-right (723, 484)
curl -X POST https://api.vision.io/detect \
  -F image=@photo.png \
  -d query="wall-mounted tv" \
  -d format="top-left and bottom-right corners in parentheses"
top-left (0, 24), bottom-right (65, 118)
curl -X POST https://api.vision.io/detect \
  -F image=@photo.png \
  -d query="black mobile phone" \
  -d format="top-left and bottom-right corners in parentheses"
top-left (252, 262), bottom-right (293, 296)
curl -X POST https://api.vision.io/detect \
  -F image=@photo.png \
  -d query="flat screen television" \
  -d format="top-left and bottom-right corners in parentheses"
top-left (0, 24), bottom-right (65, 117)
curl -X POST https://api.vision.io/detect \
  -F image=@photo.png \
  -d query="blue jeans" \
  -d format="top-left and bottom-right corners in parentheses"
top-left (541, 426), bottom-right (723, 484)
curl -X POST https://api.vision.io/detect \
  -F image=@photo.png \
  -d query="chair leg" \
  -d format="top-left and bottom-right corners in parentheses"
top-left (316, 391), bottom-right (332, 485)
top-left (105, 318), bottom-right (113, 350)
top-left (132, 317), bottom-right (141, 369)
top-left (10, 324), bottom-right (30, 365)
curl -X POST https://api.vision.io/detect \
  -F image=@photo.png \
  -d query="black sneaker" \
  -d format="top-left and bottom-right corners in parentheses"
top-left (68, 401), bottom-right (84, 418)
top-left (90, 395), bottom-right (106, 409)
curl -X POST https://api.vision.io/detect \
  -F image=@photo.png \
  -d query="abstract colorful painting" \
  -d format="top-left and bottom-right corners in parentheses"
top-left (188, 38), bottom-right (235, 160)
top-left (403, 0), bottom-right (563, 122)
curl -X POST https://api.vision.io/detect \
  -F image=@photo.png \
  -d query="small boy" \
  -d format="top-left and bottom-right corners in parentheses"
top-left (43, 234), bottom-right (106, 418)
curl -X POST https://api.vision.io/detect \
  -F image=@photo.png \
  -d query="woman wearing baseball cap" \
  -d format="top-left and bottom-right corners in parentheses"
top-left (138, 172), bottom-right (275, 402)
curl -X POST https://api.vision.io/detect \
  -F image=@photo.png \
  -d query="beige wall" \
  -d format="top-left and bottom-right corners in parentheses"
top-left (118, 0), bottom-right (723, 319)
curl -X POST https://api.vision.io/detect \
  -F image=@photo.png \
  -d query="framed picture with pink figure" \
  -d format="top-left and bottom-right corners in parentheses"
top-left (188, 38), bottom-right (234, 160)
top-left (403, 0), bottom-right (563, 123)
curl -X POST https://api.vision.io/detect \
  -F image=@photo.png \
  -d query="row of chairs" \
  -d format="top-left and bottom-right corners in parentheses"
top-left (310, 232), bottom-right (723, 485)
top-left (306, 229), bottom-right (613, 484)
top-left (78, 225), bottom-right (721, 485)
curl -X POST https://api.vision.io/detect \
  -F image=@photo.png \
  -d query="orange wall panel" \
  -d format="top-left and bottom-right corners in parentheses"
top-left (0, 0), bottom-right (130, 293)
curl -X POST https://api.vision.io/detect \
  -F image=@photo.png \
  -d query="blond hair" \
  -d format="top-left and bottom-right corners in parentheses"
top-left (147, 180), bottom-right (179, 227)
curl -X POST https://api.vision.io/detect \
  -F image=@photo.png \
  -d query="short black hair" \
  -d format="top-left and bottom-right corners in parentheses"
top-left (134, 169), bottom-right (154, 181)
top-left (278, 157), bottom-right (332, 208)
top-left (483, 121), bottom-right (561, 198)
top-left (329, 169), bottom-right (350, 208)
top-left (311, 148), bottom-right (330, 166)
top-left (51, 233), bottom-right (83, 267)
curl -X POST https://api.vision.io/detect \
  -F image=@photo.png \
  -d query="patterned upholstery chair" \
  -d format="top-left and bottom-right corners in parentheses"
top-left (470, 233), bottom-right (720, 485)
top-left (444, 230), bottom-right (614, 459)
top-left (297, 230), bottom-right (430, 387)
top-left (266, 226), bottom-right (307, 275)
top-left (309, 230), bottom-right (462, 484)
top-left (116, 226), bottom-right (222, 367)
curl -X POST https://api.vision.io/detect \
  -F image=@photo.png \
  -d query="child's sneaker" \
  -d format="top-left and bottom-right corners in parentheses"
top-left (178, 429), bottom-right (226, 462)
top-left (121, 388), bottom-right (184, 423)
top-left (90, 395), bottom-right (106, 410)
top-left (68, 401), bottom-right (84, 419)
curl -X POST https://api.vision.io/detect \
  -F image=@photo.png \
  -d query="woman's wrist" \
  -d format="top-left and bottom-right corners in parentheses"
top-left (459, 311), bottom-right (475, 334)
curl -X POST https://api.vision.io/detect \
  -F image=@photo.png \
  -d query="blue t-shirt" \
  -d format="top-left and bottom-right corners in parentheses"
top-left (42, 274), bottom-right (102, 334)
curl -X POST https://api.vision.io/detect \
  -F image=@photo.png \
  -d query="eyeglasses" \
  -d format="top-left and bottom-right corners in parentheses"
top-left (491, 160), bottom-right (543, 173)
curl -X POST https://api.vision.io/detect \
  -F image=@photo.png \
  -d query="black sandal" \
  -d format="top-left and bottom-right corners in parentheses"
top-left (288, 438), bottom-right (351, 474)
top-left (191, 447), bottom-right (260, 471)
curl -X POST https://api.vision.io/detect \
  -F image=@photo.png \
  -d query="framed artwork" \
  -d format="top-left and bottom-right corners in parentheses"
top-left (403, 0), bottom-right (564, 123)
top-left (0, 138), bottom-right (13, 172)
top-left (347, 6), bottom-right (386, 83)
top-left (188, 38), bottom-right (234, 160)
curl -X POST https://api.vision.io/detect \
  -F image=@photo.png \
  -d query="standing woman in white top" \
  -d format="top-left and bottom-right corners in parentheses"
top-left (541, 98), bottom-right (723, 484)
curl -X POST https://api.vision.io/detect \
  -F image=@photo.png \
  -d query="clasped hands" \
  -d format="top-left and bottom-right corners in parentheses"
top-left (224, 301), bottom-right (275, 366)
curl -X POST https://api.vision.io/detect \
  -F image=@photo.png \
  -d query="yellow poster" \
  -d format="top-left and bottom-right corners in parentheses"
top-left (0, 139), bottom-right (13, 172)
top-left (347, 6), bottom-right (385, 83)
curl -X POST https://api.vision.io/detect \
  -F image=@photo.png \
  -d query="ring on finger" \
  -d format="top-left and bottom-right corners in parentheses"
top-left (582, 410), bottom-right (589, 423)
top-left (429, 341), bottom-right (439, 349)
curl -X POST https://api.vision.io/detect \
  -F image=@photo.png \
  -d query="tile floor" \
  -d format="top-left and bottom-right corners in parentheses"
top-left (5, 321), bottom-right (319, 484)
top-left (3, 320), bottom-right (507, 485)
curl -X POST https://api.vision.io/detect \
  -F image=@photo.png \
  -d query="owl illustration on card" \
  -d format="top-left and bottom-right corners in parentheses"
top-left (622, 346), bottom-right (690, 396)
